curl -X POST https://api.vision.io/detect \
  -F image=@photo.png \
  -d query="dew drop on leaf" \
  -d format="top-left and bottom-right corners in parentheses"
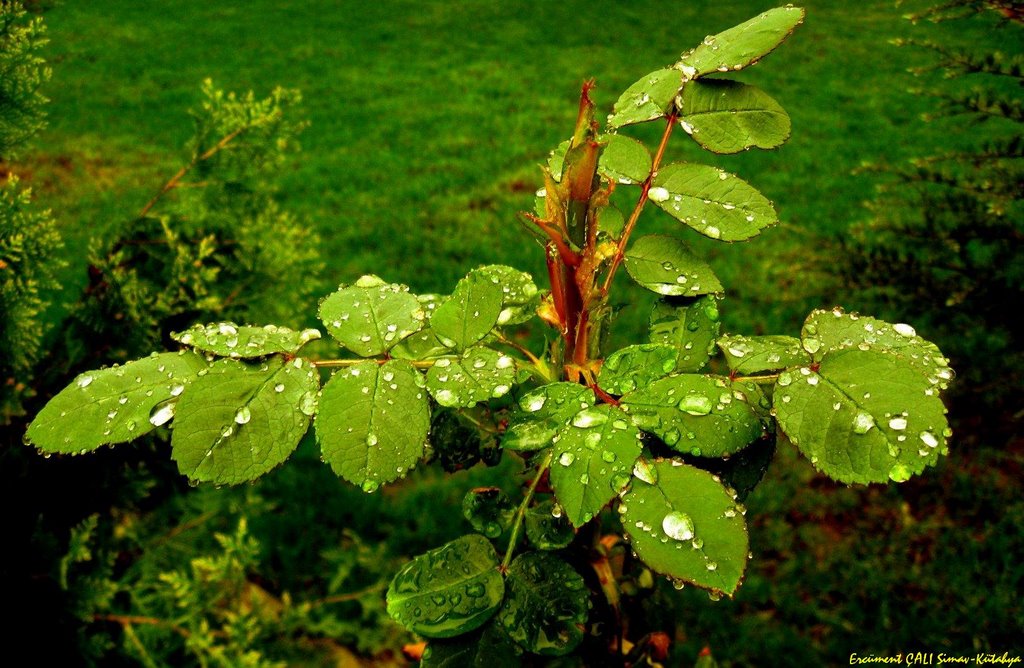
top-left (662, 511), bottom-right (695, 541)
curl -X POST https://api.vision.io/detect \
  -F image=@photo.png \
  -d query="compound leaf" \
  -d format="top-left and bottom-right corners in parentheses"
top-left (678, 79), bottom-right (791, 154)
top-left (717, 334), bottom-right (808, 374)
top-left (598, 343), bottom-right (678, 396)
top-left (27, 352), bottom-right (208, 454)
top-left (624, 234), bottom-right (724, 296)
top-left (621, 374), bottom-right (765, 457)
top-left (315, 359), bottom-right (429, 491)
top-left (649, 163), bottom-right (777, 241)
top-left (498, 552), bottom-right (589, 656)
top-left (621, 460), bottom-right (749, 595)
top-left (607, 68), bottom-right (683, 129)
top-left (549, 404), bottom-right (643, 527)
top-left (172, 322), bottom-right (321, 359)
top-left (170, 356), bottom-right (319, 484)
top-left (773, 349), bottom-right (950, 485)
top-left (678, 6), bottom-right (805, 78)
top-left (502, 382), bottom-right (596, 452)
top-left (387, 534), bottom-right (505, 639)
top-left (649, 296), bottom-right (722, 372)
top-left (425, 347), bottom-right (516, 408)
top-left (432, 271), bottom-right (504, 351)
top-left (319, 275), bottom-right (424, 357)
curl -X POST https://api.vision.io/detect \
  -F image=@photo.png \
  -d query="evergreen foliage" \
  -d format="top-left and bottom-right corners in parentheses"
top-left (0, 0), bottom-right (60, 423)
top-left (68, 80), bottom-right (322, 366)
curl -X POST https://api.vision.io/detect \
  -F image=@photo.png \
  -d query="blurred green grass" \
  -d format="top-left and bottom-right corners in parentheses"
top-left (31, 0), bottom-right (995, 335)
top-left (17, 0), bottom-right (1023, 664)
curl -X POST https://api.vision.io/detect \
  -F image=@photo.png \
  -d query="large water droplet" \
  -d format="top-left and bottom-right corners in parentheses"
top-left (919, 431), bottom-right (938, 448)
top-left (234, 407), bottom-right (252, 425)
top-left (888, 417), bottom-right (908, 431)
top-left (662, 511), bottom-right (695, 541)
top-left (77, 375), bottom-right (94, 388)
top-left (679, 394), bottom-right (712, 416)
top-left (148, 402), bottom-right (176, 427)
top-left (648, 187), bottom-right (670, 203)
top-left (852, 412), bottom-right (875, 434)
top-left (573, 408), bottom-right (608, 428)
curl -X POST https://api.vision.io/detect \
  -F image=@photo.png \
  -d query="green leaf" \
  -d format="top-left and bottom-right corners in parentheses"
top-left (621, 460), bottom-right (749, 595)
top-left (677, 6), bottom-right (805, 78)
top-left (463, 488), bottom-right (515, 539)
top-left (717, 334), bottom-right (808, 374)
top-left (27, 352), bottom-right (208, 454)
top-left (547, 135), bottom-right (651, 185)
top-left (431, 271), bottom-right (505, 351)
top-left (386, 534), bottom-right (505, 639)
top-left (525, 500), bottom-right (575, 550)
top-left (502, 382), bottom-right (596, 451)
top-left (621, 374), bottom-right (765, 457)
top-left (598, 206), bottom-right (625, 239)
top-left (598, 343), bottom-right (678, 395)
top-left (171, 322), bottom-right (321, 359)
top-left (319, 275), bottom-right (425, 357)
top-left (648, 296), bottom-right (722, 372)
top-left (425, 347), bottom-right (516, 408)
top-left (315, 359), bottom-right (430, 491)
top-left (607, 68), bottom-right (684, 130)
top-left (549, 405), bottom-right (643, 527)
top-left (421, 622), bottom-right (522, 668)
top-left (773, 349), bottom-right (950, 485)
top-left (599, 134), bottom-right (652, 185)
top-left (649, 163), bottom-right (777, 241)
top-left (390, 294), bottom-right (456, 361)
top-left (624, 234), bottom-right (724, 296)
top-left (473, 265), bottom-right (540, 326)
top-left (170, 356), bottom-right (319, 484)
top-left (801, 309), bottom-right (953, 386)
top-left (498, 552), bottom-right (589, 656)
top-left (678, 79), bottom-right (791, 154)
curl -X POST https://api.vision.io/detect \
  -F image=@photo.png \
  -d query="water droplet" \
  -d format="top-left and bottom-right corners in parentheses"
top-left (679, 394), bottom-right (712, 416)
top-left (803, 337), bottom-right (822, 354)
top-left (234, 407), bottom-right (252, 425)
top-left (558, 452), bottom-right (575, 467)
top-left (853, 412), bottom-right (875, 434)
top-left (888, 463), bottom-right (912, 482)
top-left (170, 384), bottom-right (185, 397)
top-left (648, 187), bottom-right (670, 203)
top-left (299, 391), bottom-right (318, 416)
top-left (888, 417), bottom-right (908, 431)
top-left (662, 511), bottom-right (695, 541)
top-left (148, 402), bottom-right (176, 427)
top-left (919, 431), bottom-right (938, 448)
top-left (893, 323), bottom-right (917, 337)
top-left (274, 383), bottom-right (285, 393)
top-left (777, 371), bottom-right (793, 387)
top-left (366, 433), bottom-right (379, 447)
top-left (526, 396), bottom-right (546, 412)
top-left (77, 375), bottom-right (94, 388)
top-left (706, 561), bottom-right (718, 572)
top-left (573, 408), bottom-right (608, 428)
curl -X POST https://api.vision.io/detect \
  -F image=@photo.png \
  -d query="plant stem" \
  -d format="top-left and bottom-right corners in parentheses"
top-left (138, 125), bottom-right (249, 218)
top-left (601, 112), bottom-right (678, 295)
top-left (501, 450), bottom-right (554, 572)
top-left (732, 372), bottom-right (782, 384)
